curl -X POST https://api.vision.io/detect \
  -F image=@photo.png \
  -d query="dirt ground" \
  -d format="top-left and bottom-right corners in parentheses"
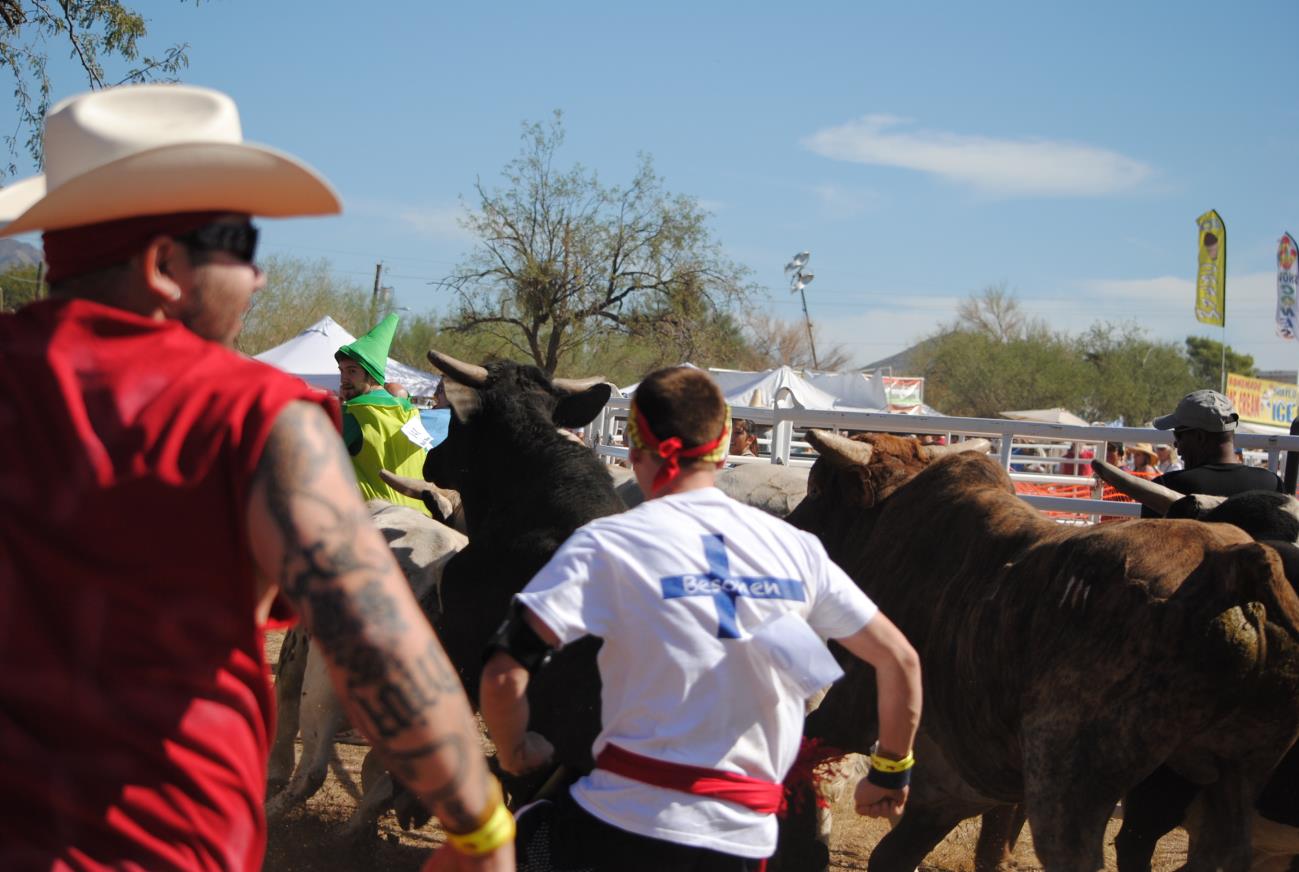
top-left (263, 632), bottom-right (1189, 871)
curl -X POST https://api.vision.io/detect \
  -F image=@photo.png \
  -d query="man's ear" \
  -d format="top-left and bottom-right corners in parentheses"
top-left (139, 235), bottom-right (186, 304)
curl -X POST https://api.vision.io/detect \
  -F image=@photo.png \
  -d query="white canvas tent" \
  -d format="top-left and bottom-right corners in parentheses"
top-left (253, 316), bottom-right (441, 396)
top-left (621, 365), bottom-right (905, 412)
top-left (1001, 408), bottom-right (1090, 427)
top-left (708, 366), bottom-right (849, 410)
top-left (802, 370), bottom-right (890, 410)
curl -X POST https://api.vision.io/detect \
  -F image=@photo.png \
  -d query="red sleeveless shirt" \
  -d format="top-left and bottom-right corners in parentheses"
top-left (0, 299), bottom-right (334, 871)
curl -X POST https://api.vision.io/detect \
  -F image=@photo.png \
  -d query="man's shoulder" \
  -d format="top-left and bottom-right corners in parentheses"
top-left (1159, 462), bottom-right (1282, 496)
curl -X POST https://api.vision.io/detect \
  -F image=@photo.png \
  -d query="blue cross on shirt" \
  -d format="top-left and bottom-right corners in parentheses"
top-left (660, 534), bottom-right (806, 639)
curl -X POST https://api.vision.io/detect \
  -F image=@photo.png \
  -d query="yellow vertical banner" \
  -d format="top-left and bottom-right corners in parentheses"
top-left (1195, 209), bottom-right (1226, 326)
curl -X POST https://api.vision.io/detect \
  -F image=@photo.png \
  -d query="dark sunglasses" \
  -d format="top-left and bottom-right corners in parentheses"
top-left (177, 222), bottom-right (259, 264)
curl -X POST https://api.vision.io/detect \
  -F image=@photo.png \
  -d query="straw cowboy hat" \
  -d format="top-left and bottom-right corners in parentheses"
top-left (0, 83), bottom-right (339, 237)
top-left (1127, 443), bottom-right (1159, 464)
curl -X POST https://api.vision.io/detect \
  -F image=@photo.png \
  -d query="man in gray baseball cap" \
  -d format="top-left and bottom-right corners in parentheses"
top-left (1152, 388), bottom-right (1240, 433)
top-left (1144, 389), bottom-right (1282, 512)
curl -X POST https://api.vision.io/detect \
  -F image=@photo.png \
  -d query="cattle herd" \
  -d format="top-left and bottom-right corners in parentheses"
top-left (265, 354), bottom-right (1299, 872)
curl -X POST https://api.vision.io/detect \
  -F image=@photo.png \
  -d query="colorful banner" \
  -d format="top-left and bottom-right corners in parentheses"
top-left (882, 376), bottom-right (924, 406)
top-left (1226, 372), bottom-right (1299, 427)
top-left (1278, 233), bottom-right (1298, 340)
top-left (1195, 209), bottom-right (1226, 326)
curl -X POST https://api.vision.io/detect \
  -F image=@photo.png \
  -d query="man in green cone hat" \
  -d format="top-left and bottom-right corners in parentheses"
top-left (335, 313), bottom-right (433, 516)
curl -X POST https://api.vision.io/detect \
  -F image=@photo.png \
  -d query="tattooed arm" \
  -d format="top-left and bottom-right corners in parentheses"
top-left (247, 402), bottom-right (513, 869)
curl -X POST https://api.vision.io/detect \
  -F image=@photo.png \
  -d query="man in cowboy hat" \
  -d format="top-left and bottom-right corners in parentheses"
top-left (0, 84), bottom-right (511, 871)
top-left (335, 313), bottom-right (435, 515)
top-left (480, 365), bottom-right (922, 871)
top-left (1138, 389), bottom-right (1284, 517)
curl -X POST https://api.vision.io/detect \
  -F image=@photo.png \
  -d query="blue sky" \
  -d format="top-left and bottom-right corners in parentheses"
top-left (7, 1), bottom-right (1299, 372)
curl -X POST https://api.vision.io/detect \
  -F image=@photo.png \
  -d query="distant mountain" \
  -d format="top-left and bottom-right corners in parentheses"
top-left (860, 335), bottom-right (944, 376)
top-left (0, 238), bottom-right (41, 269)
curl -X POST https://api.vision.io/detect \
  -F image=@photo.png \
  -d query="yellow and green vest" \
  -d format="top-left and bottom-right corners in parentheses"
top-left (342, 389), bottom-right (431, 516)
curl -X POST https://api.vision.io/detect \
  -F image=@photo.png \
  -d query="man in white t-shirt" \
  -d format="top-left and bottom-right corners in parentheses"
top-left (479, 366), bottom-right (922, 872)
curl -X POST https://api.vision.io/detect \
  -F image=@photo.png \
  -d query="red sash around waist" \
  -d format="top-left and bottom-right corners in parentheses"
top-left (594, 743), bottom-right (784, 815)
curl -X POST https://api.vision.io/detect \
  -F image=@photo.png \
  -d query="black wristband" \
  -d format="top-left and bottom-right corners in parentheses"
top-left (865, 765), bottom-right (911, 790)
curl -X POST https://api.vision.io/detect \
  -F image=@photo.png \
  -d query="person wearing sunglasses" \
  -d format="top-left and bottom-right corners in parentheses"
top-left (0, 85), bottom-right (510, 871)
top-left (1138, 389), bottom-right (1284, 518)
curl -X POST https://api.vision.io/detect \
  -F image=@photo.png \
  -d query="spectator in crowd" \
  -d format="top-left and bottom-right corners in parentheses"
top-left (1105, 442), bottom-right (1124, 468)
top-left (1154, 443), bottom-right (1182, 474)
top-left (1139, 389), bottom-right (1284, 517)
top-left (729, 418), bottom-right (759, 456)
top-left (1126, 443), bottom-right (1160, 477)
top-left (0, 84), bottom-right (509, 870)
top-left (1062, 442), bottom-right (1095, 477)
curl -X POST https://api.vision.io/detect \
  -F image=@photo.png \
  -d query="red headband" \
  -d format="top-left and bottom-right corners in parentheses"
top-left (629, 400), bottom-right (730, 496)
top-left (42, 211), bottom-right (227, 284)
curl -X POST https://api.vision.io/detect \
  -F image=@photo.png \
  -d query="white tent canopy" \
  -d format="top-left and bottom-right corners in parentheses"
top-left (710, 366), bottom-right (849, 410)
top-left (253, 316), bottom-right (442, 396)
top-left (1001, 408), bottom-right (1090, 427)
top-left (623, 365), bottom-right (891, 412)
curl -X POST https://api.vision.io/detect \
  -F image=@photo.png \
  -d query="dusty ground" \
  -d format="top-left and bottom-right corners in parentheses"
top-left (263, 632), bottom-right (1189, 871)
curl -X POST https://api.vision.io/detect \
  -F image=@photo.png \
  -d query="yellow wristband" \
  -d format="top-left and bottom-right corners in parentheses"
top-left (869, 751), bottom-right (915, 773)
top-left (445, 799), bottom-right (515, 856)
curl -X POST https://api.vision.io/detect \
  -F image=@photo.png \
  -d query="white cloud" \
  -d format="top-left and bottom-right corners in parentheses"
top-left (802, 115), bottom-right (1152, 197)
top-left (810, 184), bottom-right (879, 218)
top-left (1079, 271), bottom-right (1274, 315)
top-left (397, 204), bottom-right (473, 241)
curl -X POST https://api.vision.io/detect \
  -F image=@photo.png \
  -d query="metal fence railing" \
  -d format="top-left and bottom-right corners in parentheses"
top-left (587, 398), bottom-right (1299, 524)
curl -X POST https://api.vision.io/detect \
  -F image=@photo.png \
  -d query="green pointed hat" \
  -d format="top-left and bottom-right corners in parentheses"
top-left (335, 313), bottom-right (399, 385)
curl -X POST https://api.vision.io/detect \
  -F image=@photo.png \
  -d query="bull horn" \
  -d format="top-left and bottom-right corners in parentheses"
top-left (1091, 458), bottom-right (1184, 515)
top-left (919, 438), bottom-right (991, 461)
top-left (552, 376), bottom-right (609, 394)
top-left (807, 429), bottom-right (874, 466)
top-left (427, 350), bottom-right (488, 387)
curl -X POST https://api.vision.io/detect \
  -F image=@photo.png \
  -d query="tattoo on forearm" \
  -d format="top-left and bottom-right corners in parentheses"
top-left (354, 640), bottom-right (466, 739)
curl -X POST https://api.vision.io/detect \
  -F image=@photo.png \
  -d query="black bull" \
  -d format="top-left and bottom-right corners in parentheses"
top-left (402, 353), bottom-right (624, 822)
top-left (784, 431), bottom-right (1299, 872)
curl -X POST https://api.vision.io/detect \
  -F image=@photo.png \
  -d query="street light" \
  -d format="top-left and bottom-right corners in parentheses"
top-left (783, 250), bottom-right (819, 369)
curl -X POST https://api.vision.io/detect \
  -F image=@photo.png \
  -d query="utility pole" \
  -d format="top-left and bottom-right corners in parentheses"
top-left (371, 262), bottom-right (383, 322)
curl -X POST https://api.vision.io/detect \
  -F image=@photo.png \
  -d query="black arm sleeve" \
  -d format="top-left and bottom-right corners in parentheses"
top-left (484, 600), bottom-right (555, 676)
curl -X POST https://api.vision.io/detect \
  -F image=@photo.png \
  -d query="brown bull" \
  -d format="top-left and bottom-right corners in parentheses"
top-left (785, 431), bottom-right (1299, 872)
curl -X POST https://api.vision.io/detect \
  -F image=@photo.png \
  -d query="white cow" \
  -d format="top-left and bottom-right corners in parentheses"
top-left (265, 501), bottom-right (467, 836)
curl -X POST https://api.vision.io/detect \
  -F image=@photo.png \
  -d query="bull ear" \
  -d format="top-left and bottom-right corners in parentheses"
top-left (427, 350), bottom-right (489, 387)
top-left (554, 382), bottom-right (614, 428)
top-left (806, 429), bottom-right (874, 467)
top-left (443, 380), bottom-right (482, 424)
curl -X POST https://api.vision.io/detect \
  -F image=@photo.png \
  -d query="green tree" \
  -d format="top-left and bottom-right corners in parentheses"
top-left (1184, 335), bottom-right (1255, 388)
top-left (1076, 323), bottom-right (1197, 424)
top-left (388, 309), bottom-right (520, 375)
top-left (236, 254), bottom-right (373, 355)
top-left (910, 286), bottom-right (1083, 417)
top-left (441, 112), bottom-right (753, 376)
top-left (0, 1), bottom-right (197, 176)
top-left (0, 261), bottom-right (43, 310)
